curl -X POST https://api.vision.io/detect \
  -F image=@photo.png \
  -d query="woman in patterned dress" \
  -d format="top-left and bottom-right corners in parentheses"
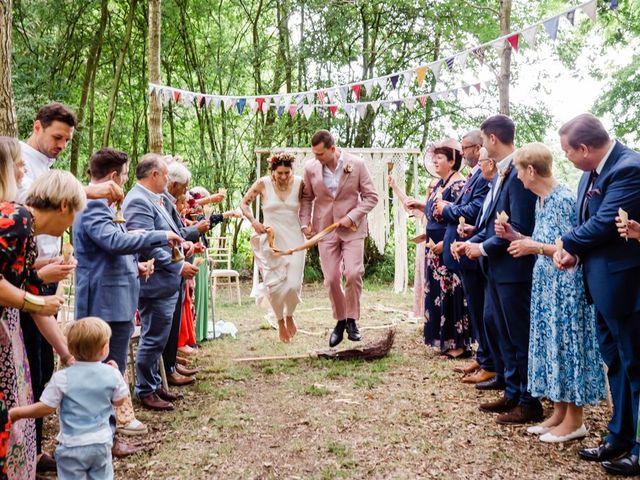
top-left (406, 139), bottom-right (471, 358)
top-left (496, 143), bottom-right (606, 443)
top-left (0, 137), bottom-right (86, 479)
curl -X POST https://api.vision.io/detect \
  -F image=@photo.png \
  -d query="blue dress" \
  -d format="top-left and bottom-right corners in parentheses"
top-left (423, 177), bottom-right (471, 352)
top-left (527, 184), bottom-right (606, 406)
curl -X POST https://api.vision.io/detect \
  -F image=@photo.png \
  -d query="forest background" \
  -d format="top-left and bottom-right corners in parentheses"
top-left (0, 0), bottom-right (637, 282)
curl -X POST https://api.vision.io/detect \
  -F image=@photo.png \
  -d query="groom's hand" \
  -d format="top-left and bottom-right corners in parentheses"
top-left (302, 226), bottom-right (315, 239)
top-left (337, 216), bottom-right (353, 229)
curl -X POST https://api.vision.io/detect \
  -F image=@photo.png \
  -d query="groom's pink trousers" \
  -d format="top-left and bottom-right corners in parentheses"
top-left (317, 232), bottom-right (364, 321)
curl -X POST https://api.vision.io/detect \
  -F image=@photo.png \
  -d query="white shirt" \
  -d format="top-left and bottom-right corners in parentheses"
top-left (18, 141), bottom-right (60, 259)
top-left (322, 150), bottom-right (344, 197)
top-left (479, 155), bottom-right (513, 257)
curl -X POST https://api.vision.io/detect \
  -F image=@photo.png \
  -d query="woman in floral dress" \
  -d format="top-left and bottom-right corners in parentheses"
top-left (407, 139), bottom-right (471, 358)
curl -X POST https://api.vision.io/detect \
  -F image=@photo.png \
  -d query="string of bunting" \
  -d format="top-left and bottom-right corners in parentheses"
top-left (148, 0), bottom-right (600, 118)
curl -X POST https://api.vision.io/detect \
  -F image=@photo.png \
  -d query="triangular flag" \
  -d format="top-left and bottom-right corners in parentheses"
top-left (582, 0), bottom-right (597, 22)
top-left (463, 85), bottom-right (471, 96)
top-left (522, 25), bottom-right (537, 47)
top-left (247, 98), bottom-right (257, 113)
top-left (382, 101), bottom-right (393, 112)
top-left (352, 84), bottom-right (362, 100)
top-left (212, 97), bottom-right (221, 110)
top-left (441, 91), bottom-right (450, 101)
top-left (507, 34), bottom-right (519, 53)
top-left (390, 75), bottom-right (399, 89)
top-left (236, 98), bottom-right (247, 114)
top-left (445, 57), bottom-right (454, 71)
top-left (457, 51), bottom-right (469, 70)
top-left (329, 105), bottom-right (338, 117)
top-left (256, 97), bottom-right (265, 111)
top-left (405, 97), bottom-right (417, 110)
top-left (415, 66), bottom-right (428, 87)
top-left (394, 100), bottom-right (403, 110)
top-left (295, 94), bottom-right (305, 106)
top-left (196, 95), bottom-right (205, 107)
top-left (277, 105), bottom-right (285, 117)
top-left (262, 98), bottom-right (271, 113)
top-left (148, 84), bottom-right (157, 95)
top-left (344, 104), bottom-right (353, 116)
top-left (473, 47), bottom-right (485, 65)
top-left (371, 100), bottom-right (381, 111)
top-left (222, 97), bottom-right (233, 111)
top-left (473, 83), bottom-right (482, 93)
top-left (418, 95), bottom-right (428, 107)
top-left (363, 81), bottom-right (374, 96)
top-left (543, 16), bottom-right (560, 41)
top-left (303, 105), bottom-right (314, 119)
top-left (339, 87), bottom-right (348, 103)
top-left (317, 91), bottom-right (326, 104)
top-left (403, 71), bottom-right (413, 85)
top-left (430, 61), bottom-right (442, 81)
top-left (172, 90), bottom-right (181, 103)
top-left (273, 95), bottom-right (282, 107)
top-left (325, 89), bottom-right (335, 103)
top-left (356, 104), bottom-right (367, 120)
top-left (376, 78), bottom-right (386, 89)
top-left (288, 105), bottom-right (297, 118)
top-left (565, 9), bottom-right (576, 25)
top-left (205, 95), bottom-right (214, 107)
top-left (430, 92), bottom-right (440, 102)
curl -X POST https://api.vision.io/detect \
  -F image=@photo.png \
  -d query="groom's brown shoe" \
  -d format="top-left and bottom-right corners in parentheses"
top-left (329, 320), bottom-right (346, 347)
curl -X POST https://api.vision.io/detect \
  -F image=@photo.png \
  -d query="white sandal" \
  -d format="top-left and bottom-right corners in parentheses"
top-left (116, 419), bottom-right (148, 436)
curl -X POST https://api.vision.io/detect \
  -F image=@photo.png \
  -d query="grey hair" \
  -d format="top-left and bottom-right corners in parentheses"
top-left (168, 161), bottom-right (191, 185)
top-left (462, 129), bottom-right (483, 146)
top-left (25, 170), bottom-right (87, 212)
top-left (135, 153), bottom-right (165, 180)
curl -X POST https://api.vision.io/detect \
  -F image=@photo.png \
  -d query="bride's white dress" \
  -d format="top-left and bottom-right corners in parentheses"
top-left (251, 175), bottom-right (305, 320)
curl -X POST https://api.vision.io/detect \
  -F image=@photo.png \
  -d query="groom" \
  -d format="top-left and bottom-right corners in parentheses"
top-left (300, 130), bottom-right (379, 347)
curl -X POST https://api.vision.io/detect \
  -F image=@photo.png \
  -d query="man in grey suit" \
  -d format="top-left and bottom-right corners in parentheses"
top-left (123, 154), bottom-right (199, 411)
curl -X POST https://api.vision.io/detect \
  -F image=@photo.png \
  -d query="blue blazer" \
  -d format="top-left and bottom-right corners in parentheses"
top-left (73, 199), bottom-right (168, 322)
top-left (562, 141), bottom-right (640, 318)
top-left (162, 192), bottom-right (201, 242)
top-left (441, 168), bottom-right (489, 271)
top-left (469, 160), bottom-right (537, 284)
top-left (122, 184), bottom-right (184, 299)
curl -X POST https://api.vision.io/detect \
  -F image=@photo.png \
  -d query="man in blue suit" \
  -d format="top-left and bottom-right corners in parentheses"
top-left (435, 130), bottom-right (494, 384)
top-left (123, 154), bottom-right (199, 411)
top-left (463, 115), bottom-right (541, 425)
top-left (554, 114), bottom-right (640, 475)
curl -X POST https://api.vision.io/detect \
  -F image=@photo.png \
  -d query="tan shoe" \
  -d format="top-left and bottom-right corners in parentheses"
top-left (167, 372), bottom-right (195, 387)
top-left (462, 369), bottom-right (496, 384)
top-left (453, 360), bottom-right (479, 374)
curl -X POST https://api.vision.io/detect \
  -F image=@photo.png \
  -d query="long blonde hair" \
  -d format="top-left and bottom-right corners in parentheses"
top-left (0, 136), bottom-right (20, 202)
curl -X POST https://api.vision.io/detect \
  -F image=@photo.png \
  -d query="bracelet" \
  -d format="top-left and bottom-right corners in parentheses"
top-left (538, 243), bottom-right (544, 255)
top-left (21, 292), bottom-right (45, 313)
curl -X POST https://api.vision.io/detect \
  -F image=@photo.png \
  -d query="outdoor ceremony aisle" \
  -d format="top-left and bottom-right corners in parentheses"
top-left (86, 283), bottom-right (612, 479)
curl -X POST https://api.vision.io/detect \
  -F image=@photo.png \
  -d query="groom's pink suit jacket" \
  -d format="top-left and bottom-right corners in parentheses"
top-left (299, 152), bottom-right (378, 239)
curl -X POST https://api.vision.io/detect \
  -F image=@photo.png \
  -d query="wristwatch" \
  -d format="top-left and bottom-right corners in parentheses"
top-left (22, 292), bottom-right (45, 313)
top-left (538, 244), bottom-right (544, 255)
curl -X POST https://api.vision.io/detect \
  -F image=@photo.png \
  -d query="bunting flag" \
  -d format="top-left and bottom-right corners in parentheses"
top-left (418, 95), bottom-right (428, 107)
top-left (507, 34), bottom-right (520, 53)
top-left (148, 0), bottom-right (605, 116)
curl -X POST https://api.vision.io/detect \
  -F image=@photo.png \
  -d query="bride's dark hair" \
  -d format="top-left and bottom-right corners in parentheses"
top-left (269, 152), bottom-right (296, 171)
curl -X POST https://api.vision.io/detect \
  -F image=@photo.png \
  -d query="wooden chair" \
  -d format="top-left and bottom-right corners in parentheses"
top-left (206, 236), bottom-right (241, 308)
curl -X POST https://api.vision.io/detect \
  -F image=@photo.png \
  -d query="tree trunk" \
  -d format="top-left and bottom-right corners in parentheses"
top-left (148, 0), bottom-right (163, 153)
top-left (69, 0), bottom-right (108, 177)
top-left (0, 0), bottom-right (17, 136)
top-left (102, 0), bottom-right (139, 147)
top-left (498, 0), bottom-right (512, 116)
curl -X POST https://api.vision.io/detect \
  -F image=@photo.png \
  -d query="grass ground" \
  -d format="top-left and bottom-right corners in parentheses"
top-left (52, 282), bottom-right (613, 479)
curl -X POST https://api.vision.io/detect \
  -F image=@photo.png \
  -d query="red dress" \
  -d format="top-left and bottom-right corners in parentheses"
top-left (178, 281), bottom-right (196, 348)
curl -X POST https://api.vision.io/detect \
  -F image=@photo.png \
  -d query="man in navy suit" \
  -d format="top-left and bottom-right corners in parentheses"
top-left (463, 115), bottom-right (541, 425)
top-left (554, 114), bottom-right (640, 475)
top-left (123, 154), bottom-right (199, 411)
top-left (434, 130), bottom-right (493, 384)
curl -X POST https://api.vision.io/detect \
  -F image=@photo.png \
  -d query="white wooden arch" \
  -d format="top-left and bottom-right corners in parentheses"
top-left (253, 147), bottom-right (422, 293)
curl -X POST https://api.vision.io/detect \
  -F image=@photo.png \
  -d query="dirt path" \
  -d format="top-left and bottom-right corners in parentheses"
top-left (112, 284), bottom-right (612, 480)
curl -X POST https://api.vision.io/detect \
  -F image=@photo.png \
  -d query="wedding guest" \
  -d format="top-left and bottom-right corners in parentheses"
top-left (9, 317), bottom-right (129, 480)
top-left (496, 143), bottom-right (606, 443)
top-left (463, 115), bottom-right (541, 424)
top-left (406, 139), bottom-right (471, 359)
top-left (554, 114), bottom-right (640, 475)
top-left (435, 130), bottom-right (492, 382)
top-left (17, 103), bottom-right (123, 474)
top-left (123, 154), bottom-right (196, 411)
top-left (73, 148), bottom-right (182, 435)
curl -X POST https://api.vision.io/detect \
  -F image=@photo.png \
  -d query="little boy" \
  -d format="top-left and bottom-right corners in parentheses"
top-left (9, 317), bottom-right (129, 480)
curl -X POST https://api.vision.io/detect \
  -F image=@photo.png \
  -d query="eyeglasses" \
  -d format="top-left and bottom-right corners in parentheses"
top-left (462, 144), bottom-right (480, 151)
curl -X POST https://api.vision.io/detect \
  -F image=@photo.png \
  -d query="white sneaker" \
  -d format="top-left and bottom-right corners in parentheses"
top-left (527, 425), bottom-right (551, 435)
top-left (539, 425), bottom-right (588, 443)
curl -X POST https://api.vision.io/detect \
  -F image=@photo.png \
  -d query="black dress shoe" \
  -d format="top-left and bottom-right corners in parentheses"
top-left (345, 318), bottom-right (362, 342)
top-left (578, 442), bottom-right (629, 462)
top-left (475, 376), bottom-right (506, 391)
top-left (602, 453), bottom-right (640, 476)
top-left (329, 320), bottom-right (346, 348)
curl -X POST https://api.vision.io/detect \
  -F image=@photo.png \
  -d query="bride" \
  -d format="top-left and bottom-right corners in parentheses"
top-left (240, 153), bottom-right (306, 342)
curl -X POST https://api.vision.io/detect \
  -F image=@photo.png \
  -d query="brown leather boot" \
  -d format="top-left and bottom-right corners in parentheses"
top-left (167, 372), bottom-right (195, 386)
top-left (479, 395), bottom-right (518, 413)
top-left (496, 404), bottom-right (544, 425)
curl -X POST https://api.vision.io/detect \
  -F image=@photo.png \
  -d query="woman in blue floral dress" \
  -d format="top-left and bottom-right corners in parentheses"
top-left (496, 143), bottom-right (606, 443)
top-left (407, 139), bottom-right (471, 358)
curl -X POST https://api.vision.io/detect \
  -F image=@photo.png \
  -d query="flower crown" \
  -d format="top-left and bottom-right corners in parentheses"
top-left (269, 152), bottom-right (296, 166)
